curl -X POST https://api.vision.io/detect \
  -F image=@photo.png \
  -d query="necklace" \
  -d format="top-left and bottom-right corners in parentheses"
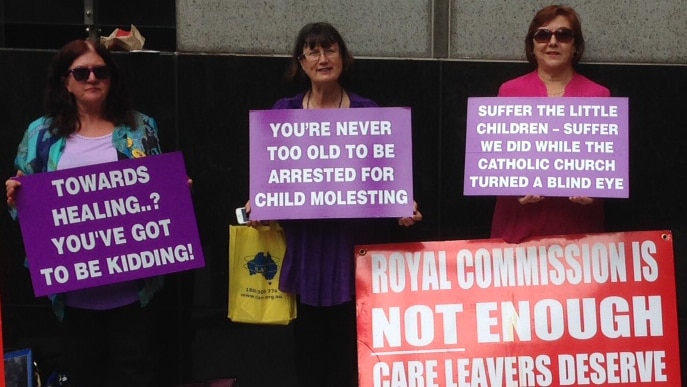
top-left (540, 70), bottom-right (572, 97)
top-left (306, 88), bottom-right (344, 109)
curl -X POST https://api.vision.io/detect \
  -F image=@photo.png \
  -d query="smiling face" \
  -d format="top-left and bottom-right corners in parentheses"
top-left (532, 15), bottom-right (576, 73)
top-left (65, 48), bottom-right (111, 110)
top-left (299, 42), bottom-right (343, 86)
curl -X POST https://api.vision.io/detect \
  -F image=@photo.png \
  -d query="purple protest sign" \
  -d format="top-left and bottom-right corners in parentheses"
top-left (464, 97), bottom-right (629, 198)
top-left (14, 151), bottom-right (204, 296)
top-left (249, 107), bottom-right (414, 220)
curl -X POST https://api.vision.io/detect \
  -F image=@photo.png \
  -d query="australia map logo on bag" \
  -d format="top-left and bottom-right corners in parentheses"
top-left (245, 251), bottom-right (279, 284)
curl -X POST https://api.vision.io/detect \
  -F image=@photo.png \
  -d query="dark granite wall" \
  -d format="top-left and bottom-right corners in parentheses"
top-left (1, 0), bottom-right (175, 51)
top-left (1, 49), bottom-right (685, 386)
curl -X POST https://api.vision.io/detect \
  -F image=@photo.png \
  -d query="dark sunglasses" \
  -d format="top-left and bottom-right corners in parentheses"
top-left (67, 65), bottom-right (112, 82)
top-left (533, 28), bottom-right (574, 43)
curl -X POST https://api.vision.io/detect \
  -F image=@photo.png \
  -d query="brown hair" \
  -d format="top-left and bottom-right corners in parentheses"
top-left (524, 5), bottom-right (585, 68)
top-left (44, 39), bottom-right (134, 137)
top-left (285, 22), bottom-right (355, 84)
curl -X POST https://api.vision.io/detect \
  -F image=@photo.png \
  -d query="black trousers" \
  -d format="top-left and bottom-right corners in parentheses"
top-left (293, 301), bottom-right (358, 387)
top-left (61, 301), bottom-right (158, 387)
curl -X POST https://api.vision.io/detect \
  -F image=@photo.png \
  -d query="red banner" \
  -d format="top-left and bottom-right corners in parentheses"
top-left (355, 230), bottom-right (680, 386)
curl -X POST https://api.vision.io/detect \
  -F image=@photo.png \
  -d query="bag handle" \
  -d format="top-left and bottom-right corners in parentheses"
top-left (254, 220), bottom-right (282, 233)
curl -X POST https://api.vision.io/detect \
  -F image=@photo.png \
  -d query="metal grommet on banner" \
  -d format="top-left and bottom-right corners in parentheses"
top-left (661, 233), bottom-right (672, 241)
top-left (358, 248), bottom-right (367, 256)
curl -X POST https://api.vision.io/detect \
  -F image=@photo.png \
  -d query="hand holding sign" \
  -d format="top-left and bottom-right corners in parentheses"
top-left (5, 171), bottom-right (23, 208)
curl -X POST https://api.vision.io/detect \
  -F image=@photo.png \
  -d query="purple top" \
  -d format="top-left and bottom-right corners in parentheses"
top-left (57, 133), bottom-right (142, 310)
top-left (272, 90), bottom-right (386, 306)
top-left (491, 71), bottom-right (611, 243)
top-left (64, 282), bottom-right (140, 310)
top-left (271, 90), bottom-right (378, 110)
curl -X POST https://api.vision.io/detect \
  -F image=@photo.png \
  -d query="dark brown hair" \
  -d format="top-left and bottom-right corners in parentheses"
top-left (44, 39), bottom-right (134, 137)
top-left (285, 22), bottom-right (355, 84)
top-left (524, 5), bottom-right (585, 67)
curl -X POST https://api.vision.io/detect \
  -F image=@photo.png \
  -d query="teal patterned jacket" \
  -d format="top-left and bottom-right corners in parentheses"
top-left (11, 111), bottom-right (164, 320)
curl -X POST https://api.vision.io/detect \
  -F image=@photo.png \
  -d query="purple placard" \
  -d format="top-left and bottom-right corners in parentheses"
top-left (14, 151), bottom-right (205, 296)
top-left (464, 97), bottom-right (629, 198)
top-left (249, 107), bottom-right (415, 220)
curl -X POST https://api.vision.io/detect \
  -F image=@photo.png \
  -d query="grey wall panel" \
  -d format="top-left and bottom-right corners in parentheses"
top-left (177, 0), bottom-right (432, 57)
top-left (451, 0), bottom-right (687, 64)
top-left (178, 0), bottom-right (687, 64)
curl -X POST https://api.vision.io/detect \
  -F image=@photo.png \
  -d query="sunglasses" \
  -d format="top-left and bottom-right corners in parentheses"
top-left (67, 65), bottom-right (112, 82)
top-left (533, 28), bottom-right (574, 43)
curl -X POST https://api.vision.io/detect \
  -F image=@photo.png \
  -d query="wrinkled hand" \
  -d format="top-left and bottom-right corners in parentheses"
top-left (569, 196), bottom-right (594, 205)
top-left (518, 195), bottom-right (545, 205)
top-left (244, 200), bottom-right (269, 227)
top-left (398, 201), bottom-right (423, 227)
top-left (5, 171), bottom-right (23, 207)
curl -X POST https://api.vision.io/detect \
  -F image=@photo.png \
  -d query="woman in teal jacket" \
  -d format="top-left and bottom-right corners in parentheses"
top-left (6, 38), bottom-right (162, 387)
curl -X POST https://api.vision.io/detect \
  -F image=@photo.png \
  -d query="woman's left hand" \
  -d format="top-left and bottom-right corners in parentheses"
top-left (518, 195), bottom-right (544, 205)
top-left (5, 171), bottom-right (23, 208)
top-left (398, 201), bottom-right (422, 227)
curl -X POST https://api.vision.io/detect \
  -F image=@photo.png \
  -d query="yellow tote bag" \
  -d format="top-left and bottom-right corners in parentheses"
top-left (228, 222), bottom-right (296, 325)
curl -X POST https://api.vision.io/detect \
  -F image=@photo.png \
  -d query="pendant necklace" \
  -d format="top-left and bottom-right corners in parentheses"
top-left (307, 88), bottom-right (344, 109)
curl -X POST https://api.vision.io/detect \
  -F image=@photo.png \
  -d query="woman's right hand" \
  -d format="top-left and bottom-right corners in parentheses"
top-left (244, 200), bottom-right (269, 227)
top-left (5, 171), bottom-right (23, 207)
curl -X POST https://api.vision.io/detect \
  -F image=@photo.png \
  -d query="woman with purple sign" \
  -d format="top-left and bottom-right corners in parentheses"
top-left (247, 22), bottom-right (422, 387)
top-left (5, 39), bottom-right (162, 387)
top-left (490, 5), bottom-right (611, 243)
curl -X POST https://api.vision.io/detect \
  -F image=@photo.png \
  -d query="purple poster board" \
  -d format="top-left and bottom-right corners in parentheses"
top-left (249, 107), bottom-right (415, 220)
top-left (464, 97), bottom-right (629, 198)
top-left (14, 151), bottom-right (205, 296)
